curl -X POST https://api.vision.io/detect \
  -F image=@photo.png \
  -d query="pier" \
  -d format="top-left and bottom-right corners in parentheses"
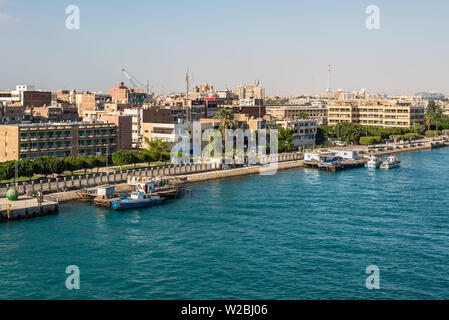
top-left (303, 159), bottom-right (367, 172)
top-left (0, 197), bottom-right (59, 223)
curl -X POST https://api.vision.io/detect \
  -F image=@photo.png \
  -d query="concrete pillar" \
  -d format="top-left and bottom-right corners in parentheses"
top-left (78, 176), bottom-right (82, 188)
top-left (56, 178), bottom-right (60, 191)
top-left (150, 168), bottom-right (154, 177)
top-left (31, 181), bottom-right (35, 192)
top-left (145, 168), bottom-right (148, 177)
top-left (71, 176), bottom-right (74, 188)
top-left (63, 177), bottom-right (67, 189)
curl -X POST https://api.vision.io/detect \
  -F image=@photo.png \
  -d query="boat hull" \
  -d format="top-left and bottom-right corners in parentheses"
top-left (111, 198), bottom-right (165, 211)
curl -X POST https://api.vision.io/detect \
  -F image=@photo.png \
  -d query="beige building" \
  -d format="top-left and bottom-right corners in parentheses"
top-left (0, 122), bottom-right (119, 161)
top-left (328, 100), bottom-right (425, 128)
top-left (266, 105), bottom-right (327, 123)
top-left (235, 84), bottom-right (265, 100)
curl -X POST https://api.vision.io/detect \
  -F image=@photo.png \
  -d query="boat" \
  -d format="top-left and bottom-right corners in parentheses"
top-left (152, 185), bottom-right (185, 199)
top-left (110, 191), bottom-right (165, 211)
top-left (379, 155), bottom-right (401, 170)
top-left (365, 155), bottom-right (382, 169)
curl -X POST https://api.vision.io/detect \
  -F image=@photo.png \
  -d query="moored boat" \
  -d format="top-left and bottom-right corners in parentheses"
top-left (110, 192), bottom-right (165, 211)
top-left (380, 155), bottom-right (401, 170)
top-left (365, 155), bottom-right (382, 169)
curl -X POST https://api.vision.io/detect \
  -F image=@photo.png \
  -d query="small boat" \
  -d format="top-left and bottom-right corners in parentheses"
top-left (365, 155), bottom-right (382, 169)
top-left (380, 155), bottom-right (401, 170)
top-left (110, 191), bottom-right (165, 211)
top-left (152, 185), bottom-right (185, 199)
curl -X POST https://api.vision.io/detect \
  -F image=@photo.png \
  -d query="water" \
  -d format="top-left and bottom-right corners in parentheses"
top-left (1, 148), bottom-right (449, 300)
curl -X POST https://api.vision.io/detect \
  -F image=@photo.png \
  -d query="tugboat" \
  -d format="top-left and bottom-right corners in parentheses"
top-left (365, 155), bottom-right (382, 169)
top-left (110, 191), bottom-right (165, 211)
top-left (380, 155), bottom-right (401, 170)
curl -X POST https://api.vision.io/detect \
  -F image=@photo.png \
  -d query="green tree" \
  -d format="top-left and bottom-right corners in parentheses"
top-left (19, 159), bottom-right (35, 181)
top-left (32, 157), bottom-right (52, 177)
top-left (64, 156), bottom-right (86, 175)
top-left (47, 157), bottom-right (66, 176)
top-left (112, 150), bottom-right (137, 169)
top-left (0, 161), bottom-right (15, 181)
top-left (214, 108), bottom-right (238, 138)
top-left (278, 127), bottom-right (295, 152)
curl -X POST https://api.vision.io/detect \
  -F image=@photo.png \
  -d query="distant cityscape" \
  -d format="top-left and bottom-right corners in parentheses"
top-left (0, 77), bottom-right (448, 162)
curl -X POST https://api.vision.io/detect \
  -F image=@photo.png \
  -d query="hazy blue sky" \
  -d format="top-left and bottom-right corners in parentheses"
top-left (1, 0), bottom-right (448, 95)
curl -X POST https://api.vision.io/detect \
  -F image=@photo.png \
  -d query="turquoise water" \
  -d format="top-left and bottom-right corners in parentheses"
top-left (1, 148), bottom-right (449, 300)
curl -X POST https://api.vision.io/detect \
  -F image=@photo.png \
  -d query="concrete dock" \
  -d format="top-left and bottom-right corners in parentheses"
top-left (0, 197), bottom-right (59, 223)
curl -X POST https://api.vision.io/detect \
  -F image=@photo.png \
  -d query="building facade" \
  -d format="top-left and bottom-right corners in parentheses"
top-left (327, 100), bottom-right (425, 128)
top-left (0, 122), bottom-right (118, 161)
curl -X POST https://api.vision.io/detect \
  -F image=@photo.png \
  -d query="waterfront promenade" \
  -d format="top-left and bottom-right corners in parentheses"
top-left (0, 137), bottom-right (447, 206)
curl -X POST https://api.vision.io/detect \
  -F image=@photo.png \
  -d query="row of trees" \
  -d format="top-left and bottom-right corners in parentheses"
top-left (317, 122), bottom-right (427, 145)
top-left (0, 138), bottom-right (174, 181)
top-left (0, 155), bottom-right (108, 181)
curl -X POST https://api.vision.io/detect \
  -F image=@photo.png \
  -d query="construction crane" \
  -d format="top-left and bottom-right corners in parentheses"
top-left (121, 68), bottom-right (153, 95)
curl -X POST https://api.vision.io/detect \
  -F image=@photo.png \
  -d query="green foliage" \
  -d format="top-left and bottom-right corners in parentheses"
top-left (359, 136), bottom-right (382, 145)
top-left (315, 127), bottom-right (328, 145)
top-left (214, 108), bottom-right (238, 138)
top-left (425, 130), bottom-right (442, 137)
top-left (278, 127), bottom-right (296, 152)
top-left (0, 161), bottom-right (15, 181)
top-left (64, 156), bottom-right (86, 174)
top-left (112, 150), bottom-right (137, 167)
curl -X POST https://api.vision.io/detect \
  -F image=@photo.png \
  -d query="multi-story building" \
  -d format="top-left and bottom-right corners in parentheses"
top-left (0, 122), bottom-right (119, 161)
top-left (235, 83), bottom-right (265, 100)
top-left (75, 91), bottom-right (112, 116)
top-left (109, 82), bottom-right (147, 105)
top-left (277, 119), bottom-right (317, 147)
top-left (101, 115), bottom-right (133, 150)
top-left (0, 85), bottom-right (52, 107)
top-left (266, 105), bottom-right (327, 123)
top-left (327, 100), bottom-right (425, 128)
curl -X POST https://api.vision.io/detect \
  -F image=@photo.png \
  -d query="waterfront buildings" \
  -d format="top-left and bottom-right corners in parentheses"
top-left (0, 122), bottom-right (119, 161)
top-left (327, 99), bottom-right (425, 128)
top-left (277, 119), bottom-right (318, 147)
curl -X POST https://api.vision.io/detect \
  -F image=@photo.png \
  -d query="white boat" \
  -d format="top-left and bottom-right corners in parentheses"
top-left (380, 155), bottom-right (401, 170)
top-left (365, 155), bottom-right (382, 169)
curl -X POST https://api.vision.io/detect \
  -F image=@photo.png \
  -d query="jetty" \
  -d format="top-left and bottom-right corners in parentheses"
top-left (303, 159), bottom-right (366, 172)
top-left (0, 196), bottom-right (59, 223)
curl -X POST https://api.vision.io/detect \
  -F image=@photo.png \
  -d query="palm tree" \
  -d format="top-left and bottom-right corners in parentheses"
top-left (214, 108), bottom-right (238, 138)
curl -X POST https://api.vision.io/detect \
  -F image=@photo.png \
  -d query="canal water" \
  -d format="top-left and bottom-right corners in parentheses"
top-left (1, 148), bottom-right (449, 299)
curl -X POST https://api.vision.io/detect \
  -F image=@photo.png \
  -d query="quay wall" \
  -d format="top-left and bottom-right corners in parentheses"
top-left (0, 153), bottom-right (301, 202)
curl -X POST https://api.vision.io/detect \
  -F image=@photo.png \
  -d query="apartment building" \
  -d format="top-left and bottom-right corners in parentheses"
top-left (265, 105), bottom-right (327, 123)
top-left (0, 122), bottom-right (118, 161)
top-left (0, 85), bottom-right (52, 107)
top-left (328, 100), bottom-right (425, 128)
top-left (277, 119), bottom-right (317, 147)
top-left (109, 82), bottom-right (147, 105)
top-left (75, 91), bottom-right (112, 116)
top-left (235, 83), bottom-right (265, 100)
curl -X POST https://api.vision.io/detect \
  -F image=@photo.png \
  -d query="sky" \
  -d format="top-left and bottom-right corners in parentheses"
top-left (1, 0), bottom-right (449, 96)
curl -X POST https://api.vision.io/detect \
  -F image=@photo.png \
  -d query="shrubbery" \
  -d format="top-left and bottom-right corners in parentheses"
top-left (359, 136), bottom-right (382, 145)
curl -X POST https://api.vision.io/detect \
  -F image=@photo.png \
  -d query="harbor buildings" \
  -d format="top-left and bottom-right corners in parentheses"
top-left (327, 100), bottom-right (425, 128)
top-left (0, 122), bottom-right (119, 161)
